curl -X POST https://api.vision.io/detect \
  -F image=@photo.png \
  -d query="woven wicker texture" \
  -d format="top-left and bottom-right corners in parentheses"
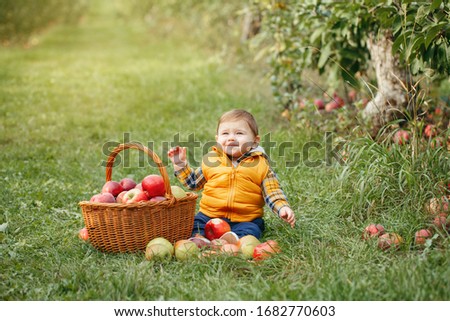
top-left (79, 142), bottom-right (197, 253)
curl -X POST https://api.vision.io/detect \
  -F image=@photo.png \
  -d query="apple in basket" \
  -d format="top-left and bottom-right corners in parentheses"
top-left (122, 188), bottom-right (149, 203)
top-left (171, 185), bottom-right (187, 199)
top-left (116, 191), bottom-right (127, 203)
top-left (101, 181), bottom-right (124, 197)
top-left (90, 192), bottom-right (115, 203)
top-left (119, 178), bottom-right (137, 191)
top-left (142, 175), bottom-right (166, 197)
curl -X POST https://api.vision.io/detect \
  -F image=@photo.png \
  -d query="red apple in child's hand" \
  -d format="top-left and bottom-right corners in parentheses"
top-left (119, 178), bottom-right (137, 191)
top-left (78, 227), bottom-right (89, 241)
top-left (362, 224), bottom-right (385, 240)
top-left (253, 240), bottom-right (281, 261)
top-left (141, 175), bottom-right (166, 197)
top-left (123, 188), bottom-right (149, 203)
top-left (204, 218), bottom-right (231, 240)
top-left (90, 192), bottom-right (115, 203)
top-left (102, 181), bottom-right (124, 197)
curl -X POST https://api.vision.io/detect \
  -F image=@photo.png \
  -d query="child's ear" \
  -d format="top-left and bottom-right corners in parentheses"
top-left (254, 135), bottom-right (261, 144)
top-left (215, 134), bottom-right (218, 142)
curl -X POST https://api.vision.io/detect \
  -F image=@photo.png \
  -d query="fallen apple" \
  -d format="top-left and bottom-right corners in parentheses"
top-left (314, 98), bottom-right (325, 110)
top-left (210, 238), bottom-right (228, 250)
top-left (101, 180), bottom-right (124, 197)
top-left (393, 130), bottom-right (410, 145)
top-left (433, 213), bottom-right (449, 231)
top-left (78, 227), bottom-right (89, 241)
top-left (119, 178), bottom-right (137, 191)
top-left (239, 235), bottom-right (261, 259)
top-left (424, 124), bottom-right (437, 138)
top-left (171, 185), bottom-right (187, 199)
top-left (253, 240), bottom-right (281, 261)
top-left (142, 174), bottom-right (166, 198)
top-left (414, 229), bottom-right (432, 245)
top-left (221, 243), bottom-right (240, 256)
top-left (145, 244), bottom-right (173, 261)
top-left (377, 233), bottom-right (403, 251)
top-left (425, 197), bottom-right (449, 216)
top-left (204, 218), bottom-right (231, 240)
top-left (362, 224), bottom-right (385, 240)
top-left (90, 192), bottom-right (115, 203)
top-left (219, 231), bottom-right (240, 245)
top-left (146, 237), bottom-right (174, 255)
top-left (174, 240), bottom-right (200, 261)
top-left (122, 188), bottom-right (149, 203)
top-left (188, 235), bottom-right (211, 249)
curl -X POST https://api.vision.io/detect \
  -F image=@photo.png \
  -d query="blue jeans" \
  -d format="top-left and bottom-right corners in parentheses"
top-left (191, 212), bottom-right (265, 239)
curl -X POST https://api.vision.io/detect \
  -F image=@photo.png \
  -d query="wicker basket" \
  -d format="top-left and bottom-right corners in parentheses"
top-left (79, 142), bottom-right (197, 253)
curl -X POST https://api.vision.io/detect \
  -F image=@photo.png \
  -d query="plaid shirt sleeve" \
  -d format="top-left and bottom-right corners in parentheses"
top-left (174, 164), bottom-right (206, 191)
top-left (262, 167), bottom-right (290, 216)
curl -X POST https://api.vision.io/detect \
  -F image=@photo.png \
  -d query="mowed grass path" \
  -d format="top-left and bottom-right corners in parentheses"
top-left (1, 5), bottom-right (449, 301)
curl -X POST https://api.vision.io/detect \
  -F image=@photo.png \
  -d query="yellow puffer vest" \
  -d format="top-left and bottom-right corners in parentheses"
top-left (199, 147), bottom-right (270, 222)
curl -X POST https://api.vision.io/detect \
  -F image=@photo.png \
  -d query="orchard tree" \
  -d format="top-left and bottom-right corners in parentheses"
top-left (259, 0), bottom-right (449, 134)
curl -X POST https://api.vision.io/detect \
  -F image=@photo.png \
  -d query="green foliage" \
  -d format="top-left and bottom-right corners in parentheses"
top-left (255, 0), bottom-right (450, 109)
top-left (0, 0), bottom-right (88, 45)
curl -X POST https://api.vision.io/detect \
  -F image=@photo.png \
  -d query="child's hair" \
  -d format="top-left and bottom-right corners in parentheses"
top-left (217, 109), bottom-right (259, 136)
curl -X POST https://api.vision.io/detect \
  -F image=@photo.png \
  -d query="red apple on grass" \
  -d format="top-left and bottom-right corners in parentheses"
top-left (239, 235), bottom-right (261, 259)
top-left (393, 130), bottom-right (410, 145)
top-left (142, 174), bottom-right (166, 197)
top-left (102, 181), bottom-right (124, 197)
top-left (362, 224), bottom-right (385, 240)
top-left (204, 218), bottom-right (231, 240)
top-left (377, 233), bottom-right (403, 251)
top-left (414, 229), bottom-right (432, 245)
top-left (433, 213), bottom-right (449, 231)
top-left (424, 124), bottom-right (437, 138)
top-left (314, 98), bottom-right (325, 110)
top-left (78, 227), bottom-right (89, 241)
top-left (253, 240), bottom-right (281, 261)
top-left (122, 188), bottom-right (149, 203)
top-left (119, 178), bottom-right (137, 191)
top-left (221, 243), bottom-right (240, 256)
top-left (90, 192), bottom-right (115, 203)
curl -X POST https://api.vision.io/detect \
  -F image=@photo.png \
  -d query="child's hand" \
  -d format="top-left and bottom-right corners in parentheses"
top-left (168, 146), bottom-right (187, 171)
top-left (279, 206), bottom-right (296, 228)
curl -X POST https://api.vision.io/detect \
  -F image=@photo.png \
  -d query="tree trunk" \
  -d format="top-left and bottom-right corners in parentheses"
top-left (362, 32), bottom-right (411, 136)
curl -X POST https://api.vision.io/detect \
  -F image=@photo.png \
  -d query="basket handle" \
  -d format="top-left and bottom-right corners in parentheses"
top-left (105, 142), bottom-right (172, 197)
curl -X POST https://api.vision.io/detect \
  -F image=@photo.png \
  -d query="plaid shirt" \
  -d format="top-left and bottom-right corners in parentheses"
top-left (174, 150), bottom-right (290, 216)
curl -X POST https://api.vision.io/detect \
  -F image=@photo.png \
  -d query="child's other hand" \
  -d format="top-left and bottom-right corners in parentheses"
top-left (168, 146), bottom-right (187, 170)
top-left (279, 206), bottom-right (296, 228)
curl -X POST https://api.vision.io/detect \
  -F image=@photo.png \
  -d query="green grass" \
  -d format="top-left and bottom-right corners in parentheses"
top-left (1, 3), bottom-right (449, 301)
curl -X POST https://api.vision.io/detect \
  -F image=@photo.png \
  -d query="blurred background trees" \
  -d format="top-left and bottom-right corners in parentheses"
top-left (1, 0), bottom-right (449, 137)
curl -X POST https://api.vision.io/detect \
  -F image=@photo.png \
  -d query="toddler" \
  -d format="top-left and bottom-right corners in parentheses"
top-left (168, 109), bottom-right (295, 239)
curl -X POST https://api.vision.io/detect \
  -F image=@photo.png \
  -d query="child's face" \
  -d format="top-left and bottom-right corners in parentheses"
top-left (216, 119), bottom-right (260, 159)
